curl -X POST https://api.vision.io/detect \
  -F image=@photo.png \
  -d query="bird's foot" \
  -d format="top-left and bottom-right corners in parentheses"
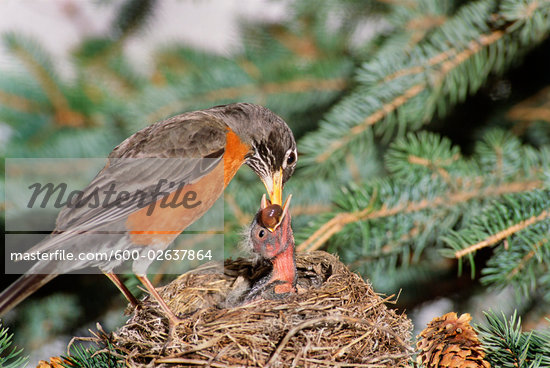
top-left (124, 301), bottom-right (142, 315)
top-left (135, 275), bottom-right (184, 349)
top-left (162, 314), bottom-right (185, 351)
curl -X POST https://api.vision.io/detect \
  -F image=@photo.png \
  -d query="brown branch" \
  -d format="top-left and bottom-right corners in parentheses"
top-left (406, 15), bottom-right (447, 31)
top-left (405, 15), bottom-right (447, 46)
top-left (383, 49), bottom-right (456, 83)
top-left (509, 107), bottom-right (550, 123)
top-left (439, 31), bottom-right (505, 74)
top-left (346, 153), bottom-right (362, 182)
top-left (404, 155), bottom-right (429, 165)
top-left (0, 90), bottom-right (42, 112)
top-left (524, 312), bottom-right (550, 331)
top-left (11, 43), bottom-right (86, 127)
top-left (407, 153), bottom-right (460, 167)
top-left (314, 26), bottom-right (509, 164)
top-left (146, 77), bottom-right (347, 123)
top-left (348, 224), bottom-right (423, 269)
top-left (292, 203), bottom-right (333, 216)
top-left (386, 29), bottom-right (506, 83)
top-left (375, 0), bottom-right (416, 7)
top-left (315, 83), bottom-right (425, 163)
top-left (455, 210), bottom-right (550, 259)
top-left (408, 153), bottom-right (460, 185)
top-left (268, 25), bottom-right (320, 59)
top-left (508, 86), bottom-right (550, 135)
top-left (261, 78), bottom-right (347, 95)
top-left (383, 28), bottom-right (504, 83)
top-left (495, 145), bottom-right (504, 177)
top-left (237, 57), bottom-right (261, 80)
top-left (524, 0), bottom-right (543, 18)
top-left (87, 62), bottom-right (139, 95)
top-left (297, 179), bottom-right (543, 252)
top-left (507, 237), bottom-right (549, 280)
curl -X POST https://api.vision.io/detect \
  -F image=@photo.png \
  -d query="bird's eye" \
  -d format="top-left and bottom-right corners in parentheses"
top-left (258, 229), bottom-right (265, 238)
top-left (287, 152), bottom-right (295, 165)
top-left (284, 150), bottom-right (297, 168)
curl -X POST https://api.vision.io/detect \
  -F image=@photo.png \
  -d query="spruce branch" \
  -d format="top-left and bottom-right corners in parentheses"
top-left (348, 223), bottom-right (424, 268)
top-left (112, 0), bottom-right (156, 42)
top-left (446, 195), bottom-right (549, 291)
top-left (292, 204), bottom-right (333, 216)
top-left (313, 83), bottom-right (425, 164)
top-left (268, 24), bottom-right (321, 59)
top-left (0, 90), bottom-right (42, 113)
top-left (315, 24), bottom-right (507, 164)
top-left (509, 86), bottom-right (550, 137)
top-left (300, 0), bottom-right (550, 171)
top-left (481, 231), bottom-right (550, 302)
top-left (2, 33), bottom-right (86, 127)
top-left (297, 130), bottom-right (549, 288)
top-left (512, 106), bottom-right (550, 126)
top-left (505, 236), bottom-right (548, 281)
top-left (0, 0), bottom-right (549, 361)
top-left (380, 0), bottom-right (456, 57)
top-left (375, 0), bottom-right (416, 7)
top-left (145, 77), bottom-right (348, 123)
top-left (404, 13), bottom-right (447, 34)
top-left (298, 178), bottom-right (543, 252)
top-left (75, 0), bottom-right (157, 66)
top-left (60, 343), bottom-right (125, 368)
top-left (476, 311), bottom-right (550, 368)
top-left (451, 189), bottom-right (550, 297)
top-left (0, 322), bottom-right (28, 368)
top-left (453, 208), bottom-right (549, 259)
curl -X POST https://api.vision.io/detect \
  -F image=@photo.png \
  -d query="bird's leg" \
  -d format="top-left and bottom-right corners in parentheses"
top-left (103, 272), bottom-right (139, 307)
top-left (135, 275), bottom-right (182, 342)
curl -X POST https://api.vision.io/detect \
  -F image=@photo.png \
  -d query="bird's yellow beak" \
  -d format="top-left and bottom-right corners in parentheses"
top-left (261, 168), bottom-right (289, 232)
top-left (262, 168), bottom-right (283, 206)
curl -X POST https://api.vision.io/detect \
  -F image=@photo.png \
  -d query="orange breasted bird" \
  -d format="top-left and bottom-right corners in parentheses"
top-left (0, 103), bottom-right (297, 332)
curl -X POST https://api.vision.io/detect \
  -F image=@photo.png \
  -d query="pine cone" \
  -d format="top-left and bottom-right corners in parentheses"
top-left (36, 357), bottom-right (71, 368)
top-left (416, 312), bottom-right (490, 368)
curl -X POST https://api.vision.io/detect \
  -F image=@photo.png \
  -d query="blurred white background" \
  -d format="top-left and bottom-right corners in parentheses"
top-left (0, 0), bottom-right (289, 75)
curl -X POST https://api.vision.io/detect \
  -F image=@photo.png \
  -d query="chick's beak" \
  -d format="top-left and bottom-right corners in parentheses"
top-left (259, 193), bottom-right (292, 233)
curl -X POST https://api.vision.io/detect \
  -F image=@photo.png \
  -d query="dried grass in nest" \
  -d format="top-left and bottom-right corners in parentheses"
top-left (111, 251), bottom-right (413, 367)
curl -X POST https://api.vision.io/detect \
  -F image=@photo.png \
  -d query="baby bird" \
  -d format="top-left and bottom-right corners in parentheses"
top-left (245, 195), bottom-right (296, 301)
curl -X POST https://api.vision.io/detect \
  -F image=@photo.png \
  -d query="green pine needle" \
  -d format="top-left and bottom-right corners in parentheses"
top-left (477, 310), bottom-right (550, 368)
top-left (61, 343), bottom-right (124, 368)
top-left (0, 322), bottom-right (28, 368)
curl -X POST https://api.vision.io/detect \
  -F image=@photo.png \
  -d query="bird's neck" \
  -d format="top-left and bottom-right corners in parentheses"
top-left (270, 244), bottom-right (296, 293)
top-left (223, 128), bottom-right (252, 187)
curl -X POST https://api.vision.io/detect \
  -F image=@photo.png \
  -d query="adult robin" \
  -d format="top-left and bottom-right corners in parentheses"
top-left (245, 195), bottom-right (297, 301)
top-left (0, 103), bottom-right (297, 332)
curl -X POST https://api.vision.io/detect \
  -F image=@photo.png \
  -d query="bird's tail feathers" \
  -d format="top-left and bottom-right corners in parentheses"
top-left (0, 273), bottom-right (58, 317)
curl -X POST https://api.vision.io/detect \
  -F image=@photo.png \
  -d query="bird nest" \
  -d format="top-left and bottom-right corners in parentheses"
top-left (110, 251), bottom-right (412, 367)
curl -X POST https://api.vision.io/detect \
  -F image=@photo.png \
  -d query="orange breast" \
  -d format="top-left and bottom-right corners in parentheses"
top-left (223, 128), bottom-right (251, 186)
top-left (126, 128), bottom-right (250, 246)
